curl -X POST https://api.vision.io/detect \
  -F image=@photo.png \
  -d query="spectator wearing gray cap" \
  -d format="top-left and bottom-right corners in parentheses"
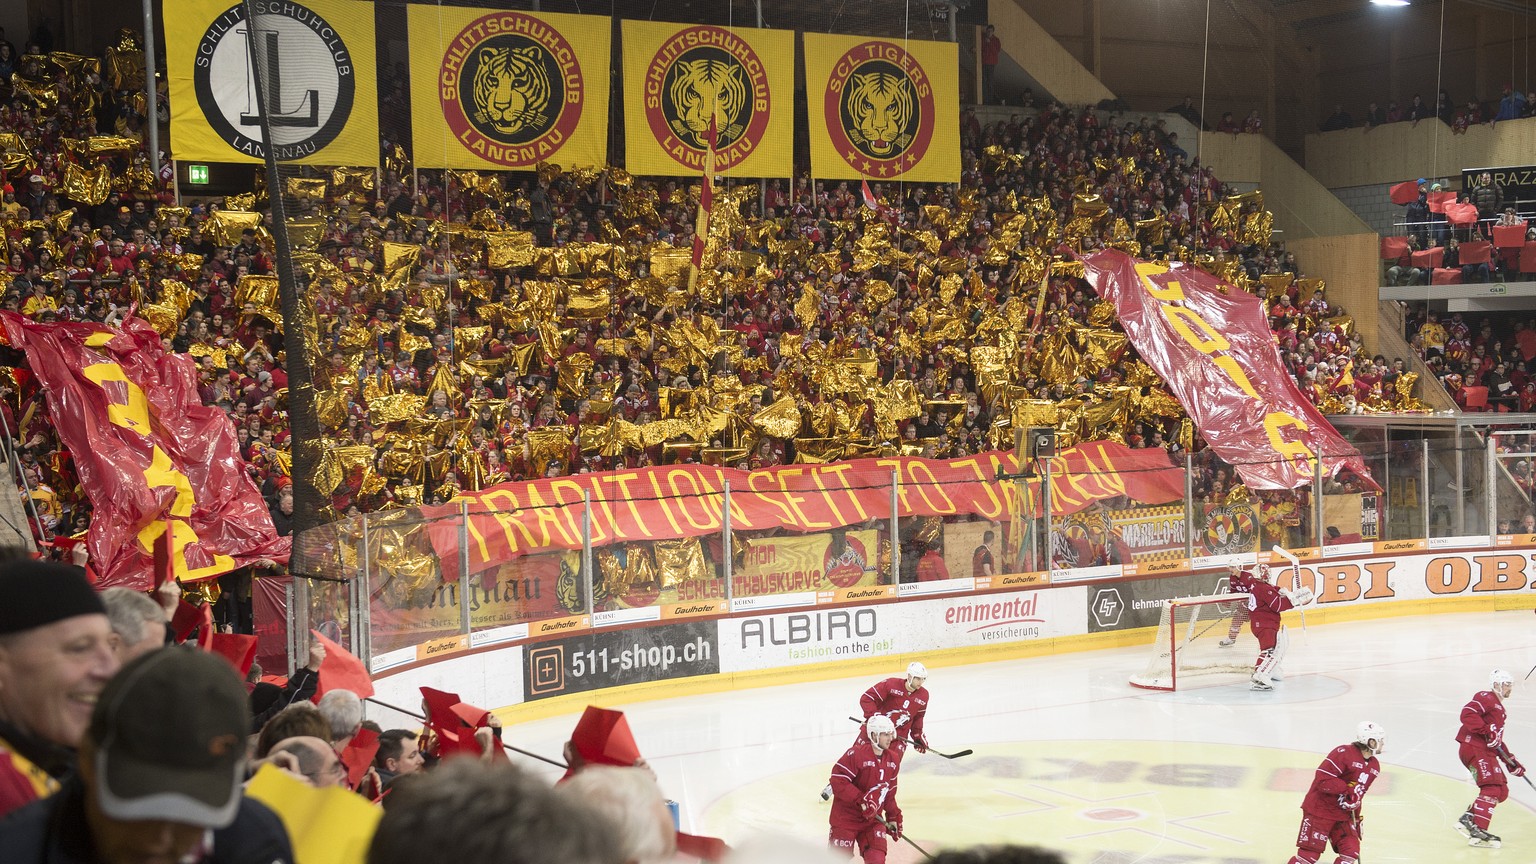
top-left (0, 646), bottom-right (294, 863)
top-left (0, 558), bottom-right (117, 818)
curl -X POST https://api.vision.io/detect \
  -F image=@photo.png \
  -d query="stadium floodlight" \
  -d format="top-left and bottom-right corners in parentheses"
top-left (1370, 0), bottom-right (1410, 7)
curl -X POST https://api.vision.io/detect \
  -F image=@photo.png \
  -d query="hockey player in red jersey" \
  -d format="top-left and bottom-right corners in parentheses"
top-left (828, 713), bottom-right (904, 862)
top-left (1455, 668), bottom-right (1523, 848)
top-left (1286, 721), bottom-right (1384, 864)
top-left (1222, 562), bottom-right (1312, 691)
top-left (859, 661), bottom-right (931, 756)
top-left (821, 662), bottom-right (931, 801)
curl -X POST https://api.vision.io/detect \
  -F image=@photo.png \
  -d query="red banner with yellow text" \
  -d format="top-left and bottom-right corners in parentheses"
top-left (426, 442), bottom-right (1183, 578)
top-left (0, 313), bottom-right (289, 588)
top-left (1080, 249), bottom-right (1373, 490)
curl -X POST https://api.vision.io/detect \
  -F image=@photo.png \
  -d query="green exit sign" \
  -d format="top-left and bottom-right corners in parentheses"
top-left (187, 164), bottom-right (210, 185)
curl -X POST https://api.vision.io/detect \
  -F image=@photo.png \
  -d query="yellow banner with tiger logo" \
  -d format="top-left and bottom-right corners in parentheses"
top-left (621, 21), bottom-right (794, 178)
top-left (165, 0), bottom-right (379, 166)
top-left (407, 7), bottom-right (610, 170)
top-left (803, 33), bottom-right (958, 183)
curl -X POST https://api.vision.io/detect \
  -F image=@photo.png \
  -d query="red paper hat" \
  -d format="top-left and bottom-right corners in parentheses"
top-left (569, 706), bottom-right (642, 767)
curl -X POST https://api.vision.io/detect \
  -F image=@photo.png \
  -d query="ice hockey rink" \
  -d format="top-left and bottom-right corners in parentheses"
top-left (499, 608), bottom-right (1536, 863)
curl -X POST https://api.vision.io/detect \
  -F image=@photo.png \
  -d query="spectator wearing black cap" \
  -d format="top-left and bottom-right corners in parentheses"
top-left (0, 558), bottom-right (117, 818)
top-left (0, 647), bottom-right (294, 864)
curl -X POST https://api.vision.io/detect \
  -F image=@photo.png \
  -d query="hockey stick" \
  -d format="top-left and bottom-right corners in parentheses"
top-left (364, 697), bottom-right (568, 768)
top-left (1271, 545), bottom-right (1307, 631)
top-left (847, 717), bottom-right (973, 759)
top-left (886, 822), bottom-right (935, 860)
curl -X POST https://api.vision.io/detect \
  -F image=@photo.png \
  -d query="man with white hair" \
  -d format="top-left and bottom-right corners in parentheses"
top-left (99, 586), bottom-right (171, 662)
top-left (556, 766), bottom-right (675, 864)
top-left (316, 689), bottom-right (363, 751)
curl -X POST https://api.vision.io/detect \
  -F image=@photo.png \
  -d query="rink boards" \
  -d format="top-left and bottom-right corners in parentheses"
top-left (369, 547), bottom-right (1536, 721)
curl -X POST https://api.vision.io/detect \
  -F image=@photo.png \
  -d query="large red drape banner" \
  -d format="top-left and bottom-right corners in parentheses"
top-left (0, 313), bottom-right (289, 588)
top-left (1079, 249), bottom-right (1374, 491)
top-left (424, 441), bottom-right (1185, 578)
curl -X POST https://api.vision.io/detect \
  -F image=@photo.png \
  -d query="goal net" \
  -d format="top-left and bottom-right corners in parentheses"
top-left (1129, 593), bottom-right (1256, 691)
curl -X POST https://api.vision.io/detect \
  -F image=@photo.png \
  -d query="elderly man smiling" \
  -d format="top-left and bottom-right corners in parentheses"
top-left (0, 558), bottom-right (119, 817)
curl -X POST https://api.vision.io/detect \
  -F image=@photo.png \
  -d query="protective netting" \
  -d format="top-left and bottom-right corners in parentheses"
top-left (1129, 593), bottom-right (1255, 691)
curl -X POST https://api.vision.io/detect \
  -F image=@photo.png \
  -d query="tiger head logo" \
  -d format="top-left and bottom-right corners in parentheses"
top-left (669, 58), bottom-right (746, 148)
top-left (471, 45), bottom-right (552, 139)
top-left (845, 71), bottom-right (914, 158)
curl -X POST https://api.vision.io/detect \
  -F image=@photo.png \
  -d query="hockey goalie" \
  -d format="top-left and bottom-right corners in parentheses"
top-left (1223, 562), bottom-right (1314, 691)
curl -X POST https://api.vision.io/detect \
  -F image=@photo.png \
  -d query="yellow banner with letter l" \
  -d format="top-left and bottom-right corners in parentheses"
top-left (166, 0), bottom-right (379, 166)
top-left (408, 6), bottom-right (611, 170)
top-left (803, 33), bottom-right (958, 182)
top-left (622, 20), bottom-right (794, 178)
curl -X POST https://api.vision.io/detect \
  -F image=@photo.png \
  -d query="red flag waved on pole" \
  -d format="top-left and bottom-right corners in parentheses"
top-left (1080, 249), bottom-right (1375, 491)
top-left (0, 313), bottom-right (288, 589)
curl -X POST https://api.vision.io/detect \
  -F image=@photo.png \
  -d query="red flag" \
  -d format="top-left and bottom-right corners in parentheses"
top-left (1445, 201), bottom-right (1479, 226)
top-left (861, 179), bottom-right (880, 210)
top-left (310, 630), bottom-right (374, 699)
top-left (171, 599), bottom-right (211, 643)
top-left (339, 726), bottom-right (380, 789)
top-left (1080, 249), bottom-right (1374, 491)
top-left (1493, 223), bottom-right (1527, 248)
top-left (1428, 191), bottom-right (1458, 213)
top-left (206, 632), bottom-right (258, 677)
top-left (1379, 236), bottom-right (1409, 261)
top-left (689, 113), bottom-right (718, 291)
top-left (677, 834), bottom-right (730, 861)
top-left (1389, 180), bottom-right (1420, 205)
top-left (1460, 240), bottom-right (1493, 265)
top-left (568, 706), bottom-right (641, 771)
top-left (418, 687), bottom-right (485, 757)
top-left (0, 314), bottom-right (288, 589)
top-left (1411, 247), bottom-right (1444, 269)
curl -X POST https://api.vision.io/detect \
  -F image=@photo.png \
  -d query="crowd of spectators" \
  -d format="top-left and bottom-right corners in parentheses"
top-left (1403, 305), bottom-right (1536, 411)
top-left (0, 31), bottom-right (1408, 561)
top-left (1323, 86), bottom-right (1536, 133)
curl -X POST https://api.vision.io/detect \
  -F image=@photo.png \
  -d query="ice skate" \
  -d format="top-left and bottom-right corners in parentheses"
top-left (1218, 637), bottom-right (1236, 647)
top-left (1468, 829), bottom-right (1501, 849)
top-left (1249, 679), bottom-right (1273, 691)
top-left (1456, 812), bottom-right (1478, 839)
top-left (820, 783), bottom-right (832, 801)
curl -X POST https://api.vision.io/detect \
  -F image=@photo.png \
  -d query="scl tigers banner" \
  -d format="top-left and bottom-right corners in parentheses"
top-left (1079, 249), bottom-right (1376, 491)
top-left (0, 313), bottom-right (289, 590)
top-left (166, 0), bottom-right (379, 165)
top-left (408, 6), bottom-right (611, 170)
top-left (803, 33), bottom-right (958, 183)
top-left (424, 442), bottom-right (1184, 580)
top-left (621, 21), bottom-right (794, 178)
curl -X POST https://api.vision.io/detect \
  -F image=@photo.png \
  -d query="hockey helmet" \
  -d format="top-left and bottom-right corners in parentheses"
top-left (1355, 721), bottom-right (1386, 755)
top-left (866, 714), bottom-right (897, 740)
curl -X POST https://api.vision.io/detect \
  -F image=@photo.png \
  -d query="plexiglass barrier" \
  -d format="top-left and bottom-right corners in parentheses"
top-left (288, 436), bottom-right (1534, 673)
